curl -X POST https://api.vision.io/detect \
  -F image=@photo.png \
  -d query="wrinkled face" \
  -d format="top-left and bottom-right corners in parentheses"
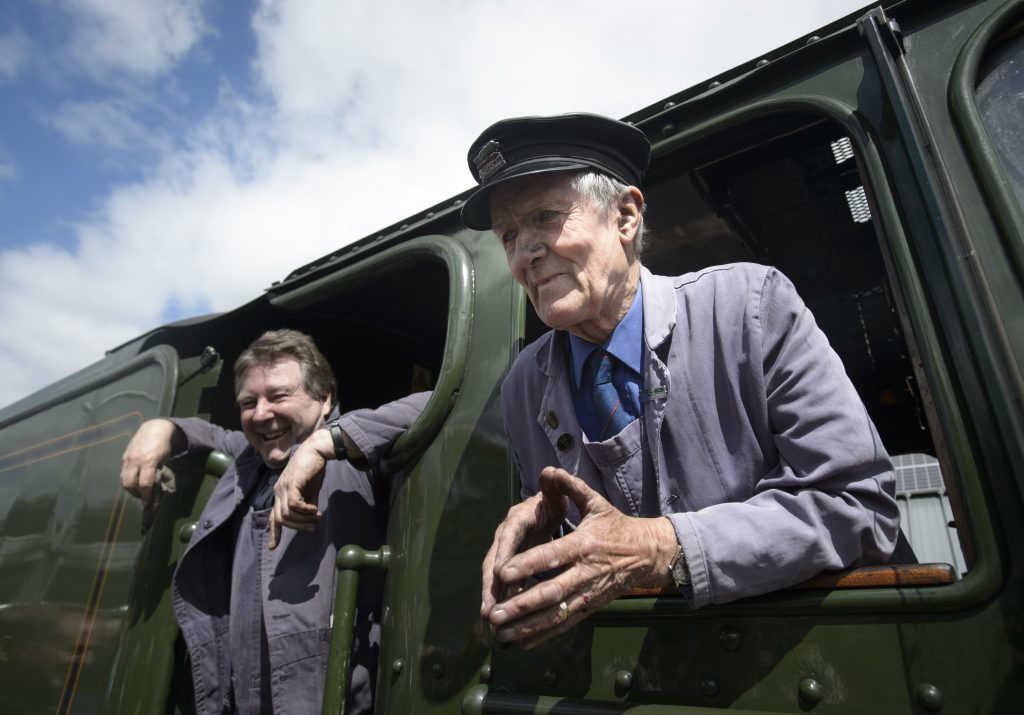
top-left (489, 173), bottom-right (642, 343)
top-left (237, 357), bottom-right (331, 469)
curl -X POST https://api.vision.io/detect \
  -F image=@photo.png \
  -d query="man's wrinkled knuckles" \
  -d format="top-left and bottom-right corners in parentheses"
top-left (508, 538), bottom-right (573, 577)
top-left (494, 611), bottom-right (559, 644)
top-left (494, 582), bottom-right (568, 624)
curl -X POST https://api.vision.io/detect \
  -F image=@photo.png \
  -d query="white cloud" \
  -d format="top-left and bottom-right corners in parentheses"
top-left (0, 0), bottom-right (869, 410)
top-left (66, 0), bottom-right (209, 81)
top-left (0, 30), bottom-right (29, 81)
top-left (48, 99), bottom-right (163, 152)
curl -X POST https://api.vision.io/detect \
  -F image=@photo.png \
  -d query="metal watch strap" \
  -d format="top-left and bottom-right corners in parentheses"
top-left (669, 547), bottom-right (691, 589)
top-left (325, 420), bottom-right (349, 461)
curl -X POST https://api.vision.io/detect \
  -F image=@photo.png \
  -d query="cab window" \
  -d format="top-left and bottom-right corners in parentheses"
top-left (642, 113), bottom-right (966, 577)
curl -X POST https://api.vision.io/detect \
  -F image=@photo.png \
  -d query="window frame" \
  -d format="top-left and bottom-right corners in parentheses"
top-left (950, 5), bottom-right (1024, 286)
top-left (270, 234), bottom-right (474, 470)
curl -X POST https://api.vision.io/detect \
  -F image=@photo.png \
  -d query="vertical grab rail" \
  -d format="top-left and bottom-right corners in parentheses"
top-left (322, 544), bottom-right (391, 715)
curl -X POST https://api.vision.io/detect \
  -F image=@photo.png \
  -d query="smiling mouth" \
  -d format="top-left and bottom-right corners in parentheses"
top-left (259, 430), bottom-right (286, 442)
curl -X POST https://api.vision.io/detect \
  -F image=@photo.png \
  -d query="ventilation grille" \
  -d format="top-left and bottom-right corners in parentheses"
top-left (845, 186), bottom-right (872, 223)
top-left (831, 136), bottom-right (855, 164)
top-left (892, 453), bottom-right (946, 494)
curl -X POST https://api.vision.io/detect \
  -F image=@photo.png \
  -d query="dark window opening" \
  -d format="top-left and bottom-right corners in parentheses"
top-left (642, 114), bottom-right (963, 573)
top-left (643, 117), bottom-right (932, 455)
top-left (145, 254), bottom-right (450, 432)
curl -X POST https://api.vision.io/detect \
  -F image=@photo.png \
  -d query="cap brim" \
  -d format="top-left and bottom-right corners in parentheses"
top-left (461, 159), bottom-right (601, 230)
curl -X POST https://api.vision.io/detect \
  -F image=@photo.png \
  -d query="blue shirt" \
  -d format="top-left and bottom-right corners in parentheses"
top-left (569, 282), bottom-right (645, 430)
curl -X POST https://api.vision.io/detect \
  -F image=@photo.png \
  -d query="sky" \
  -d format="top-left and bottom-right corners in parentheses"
top-left (0, 0), bottom-right (869, 410)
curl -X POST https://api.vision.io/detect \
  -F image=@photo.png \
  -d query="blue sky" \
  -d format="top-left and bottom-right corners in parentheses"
top-left (0, 1), bottom-right (253, 251)
top-left (0, 0), bottom-right (868, 409)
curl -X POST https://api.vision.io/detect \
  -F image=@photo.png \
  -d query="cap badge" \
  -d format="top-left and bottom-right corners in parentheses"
top-left (473, 140), bottom-right (507, 183)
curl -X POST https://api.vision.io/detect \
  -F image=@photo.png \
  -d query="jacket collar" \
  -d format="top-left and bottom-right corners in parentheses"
top-left (533, 264), bottom-right (677, 375)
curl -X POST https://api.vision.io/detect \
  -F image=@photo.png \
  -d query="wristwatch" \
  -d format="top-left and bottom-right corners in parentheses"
top-left (322, 419), bottom-right (349, 461)
top-left (669, 546), bottom-right (691, 589)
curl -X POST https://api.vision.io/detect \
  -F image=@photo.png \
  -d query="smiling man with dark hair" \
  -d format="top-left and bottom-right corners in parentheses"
top-left (121, 329), bottom-right (428, 714)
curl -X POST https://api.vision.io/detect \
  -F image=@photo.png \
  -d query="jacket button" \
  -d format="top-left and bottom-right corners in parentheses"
top-left (546, 411), bottom-right (559, 429)
top-left (203, 519), bottom-right (214, 529)
top-left (556, 433), bottom-right (573, 451)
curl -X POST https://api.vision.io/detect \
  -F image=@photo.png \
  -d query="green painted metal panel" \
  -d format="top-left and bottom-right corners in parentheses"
top-left (0, 346), bottom-right (177, 715)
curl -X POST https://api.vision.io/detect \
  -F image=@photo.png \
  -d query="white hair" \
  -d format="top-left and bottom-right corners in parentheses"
top-left (569, 171), bottom-right (646, 257)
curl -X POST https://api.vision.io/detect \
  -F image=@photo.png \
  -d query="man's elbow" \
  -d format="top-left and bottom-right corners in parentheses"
top-left (854, 486), bottom-right (901, 565)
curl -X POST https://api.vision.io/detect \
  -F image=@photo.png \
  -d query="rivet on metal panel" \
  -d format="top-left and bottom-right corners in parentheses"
top-left (392, 658), bottom-right (404, 675)
top-left (453, 199), bottom-right (464, 207)
top-left (543, 669), bottom-right (559, 687)
top-left (400, 224), bottom-right (409, 230)
top-left (700, 675), bottom-right (720, 697)
top-left (798, 678), bottom-right (823, 705)
top-left (614, 669), bottom-right (632, 691)
top-left (663, 101), bottom-right (676, 110)
top-left (432, 661), bottom-right (445, 679)
top-left (916, 683), bottom-right (943, 711)
top-left (718, 625), bottom-right (741, 651)
top-left (661, 123), bottom-right (676, 137)
top-left (426, 211), bottom-right (435, 218)
top-left (479, 664), bottom-right (492, 683)
top-left (756, 58), bottom-right (769, 68)
top-left (709, 81), bottom-right (721, 89)
top-left (178, 522), bottom-right (197, 543)
top-left (806, 35), bottom-right (821, 45)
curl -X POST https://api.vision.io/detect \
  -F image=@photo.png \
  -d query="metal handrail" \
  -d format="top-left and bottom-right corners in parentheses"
top-left (322, 545), bottom-right (392, 715)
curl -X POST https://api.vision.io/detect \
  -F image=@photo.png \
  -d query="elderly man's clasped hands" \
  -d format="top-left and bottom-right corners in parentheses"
top-left (481, 467), bottom-right (677, 649)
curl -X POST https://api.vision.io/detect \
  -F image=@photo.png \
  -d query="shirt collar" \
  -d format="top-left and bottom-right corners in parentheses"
top-left (568, 282), bottom-right (644, 389)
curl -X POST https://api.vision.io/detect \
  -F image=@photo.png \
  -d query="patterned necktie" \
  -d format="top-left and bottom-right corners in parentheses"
top-left (580, 349), bottom-right (639, 441)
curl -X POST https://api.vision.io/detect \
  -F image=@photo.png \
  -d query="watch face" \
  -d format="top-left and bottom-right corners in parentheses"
top-left (671, 550), bottom-right (690, 588)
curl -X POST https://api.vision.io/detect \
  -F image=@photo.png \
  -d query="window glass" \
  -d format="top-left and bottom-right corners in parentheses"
top-left (976, 30), bottom-right (1024, 213)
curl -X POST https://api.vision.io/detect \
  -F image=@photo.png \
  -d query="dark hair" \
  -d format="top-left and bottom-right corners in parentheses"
top-left (233, 329), bottom-right (336, 403)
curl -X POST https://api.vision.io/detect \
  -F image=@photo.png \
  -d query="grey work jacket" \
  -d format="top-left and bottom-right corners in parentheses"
top-left (501, 264), bottom-right (899, 607)
top-left (170, 392), bottom-right (429, 714)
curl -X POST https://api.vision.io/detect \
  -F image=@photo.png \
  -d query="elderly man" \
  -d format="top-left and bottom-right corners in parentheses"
top-left (463, 114), bottom-right (902, 649)
top-left (120, 329), bottom-right (428, 714)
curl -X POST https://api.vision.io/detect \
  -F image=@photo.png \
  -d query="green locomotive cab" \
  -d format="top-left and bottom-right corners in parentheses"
top-left (1, 0), bottom-right (1021, 712)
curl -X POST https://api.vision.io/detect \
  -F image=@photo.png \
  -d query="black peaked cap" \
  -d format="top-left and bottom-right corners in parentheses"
top-left (461, 113), bottom-right (651, 230)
